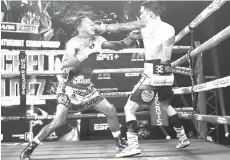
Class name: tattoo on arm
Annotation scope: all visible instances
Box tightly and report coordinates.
[106,21,146,33]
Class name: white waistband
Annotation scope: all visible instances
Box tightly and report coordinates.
[143,74,174,86]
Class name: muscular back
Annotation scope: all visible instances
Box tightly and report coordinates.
[141,20,175,61]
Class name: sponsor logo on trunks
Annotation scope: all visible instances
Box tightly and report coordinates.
[125,73,140,77]
[196,115,203,121]
[98,73,111,79]
[154,93,162,125]
[74,89,88,93]
[155,65,164,74]
[94,123,109,131]
[96,54,114,61]
[47,132,58,140]
[165,66,172,72]
[73,75,91,84]
[102,91,128,97]
[217,117,227,124]
[72,88,90,97]
[131,53,145,62]
[152,80,173,86]
[141,90,154,102]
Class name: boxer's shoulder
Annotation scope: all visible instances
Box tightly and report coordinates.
[161,22,175,34]
[66,36,82,48]
[95,35,107,42]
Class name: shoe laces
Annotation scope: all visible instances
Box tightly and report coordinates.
[178,134,187,142]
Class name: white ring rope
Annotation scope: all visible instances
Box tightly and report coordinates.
[1,76,230,106]
[178,113,230,125]
[0,46,190,56]
[2,110,230,125]
[174,0,227,44]
[1,67,192,77]
[193,76,230,92]
[172,25,230,68]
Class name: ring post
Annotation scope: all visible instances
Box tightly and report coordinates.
[188,27,196,111]
[195,42,207,140]
[19,50,27,115]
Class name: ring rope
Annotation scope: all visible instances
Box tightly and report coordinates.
[172,25,230,68]
[1,76,230,106]
[174,0,227,44]
[193,76,230,92]
[1,111,149,121]
[178,113,230,125]
[0,46,190,56]
[2,110,229,125]
[1,67,192,77]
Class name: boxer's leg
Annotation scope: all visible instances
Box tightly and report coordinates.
[125,99,140,146]
[94,98,127,150]
[116,99,142,158]
[19,93,70,160]
[158,87,190,149]
[116,84,156,157]
[124,77,149,147]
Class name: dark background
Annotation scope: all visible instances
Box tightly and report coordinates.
[81,0,230,143]
[1,1,230,144]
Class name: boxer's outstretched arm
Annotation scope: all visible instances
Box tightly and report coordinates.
[101,38,133,51]
[96,20,146,33]
[101,30,142,51]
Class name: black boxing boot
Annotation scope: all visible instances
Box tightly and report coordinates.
[115,134,128,151]
[19,141,38,160]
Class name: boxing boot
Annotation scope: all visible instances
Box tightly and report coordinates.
[116,132,141,157]
[19,141,38,160]
[115,134,127,151]
[174,126,190,149]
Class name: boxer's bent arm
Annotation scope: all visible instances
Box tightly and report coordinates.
[62,56,81,69]
[62,50,90,69]
[105,20,146,33]
[62,41,85,69]
[101,38,133,51]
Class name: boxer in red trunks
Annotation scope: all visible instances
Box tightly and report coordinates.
[19,16,141,160]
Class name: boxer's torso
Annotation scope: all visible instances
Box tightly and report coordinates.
[141,19,175,77]
[62,36,104,88]
[141,19,175,61]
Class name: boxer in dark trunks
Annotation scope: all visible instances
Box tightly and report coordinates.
[92,1,192,157]
[19,16,141,160]
[115,1,190,157]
